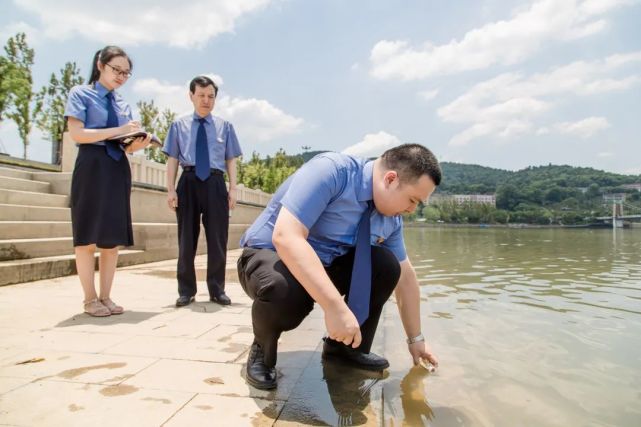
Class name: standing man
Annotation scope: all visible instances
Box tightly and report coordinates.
[164,76,242,307]
[237,144,441,390]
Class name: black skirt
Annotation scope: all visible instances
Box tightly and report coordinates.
[71,144,133,248]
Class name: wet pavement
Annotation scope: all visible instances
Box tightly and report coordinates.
[0,250,437,426]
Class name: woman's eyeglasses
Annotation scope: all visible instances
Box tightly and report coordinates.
[105,63,132,79]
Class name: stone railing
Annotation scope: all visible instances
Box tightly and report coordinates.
[62,132,272,206]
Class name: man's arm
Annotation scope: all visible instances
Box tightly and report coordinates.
[395,258,439,367]
[166,157,179,211]
[272,207,362,348]
[225,157,237,210]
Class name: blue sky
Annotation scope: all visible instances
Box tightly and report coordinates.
[1,0,640,175]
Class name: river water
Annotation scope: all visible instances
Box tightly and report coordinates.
[377,227,641,426]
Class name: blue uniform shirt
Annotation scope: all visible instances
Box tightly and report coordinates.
[240,152,407,265]
[162,112,242,172]
[64,82,133,146]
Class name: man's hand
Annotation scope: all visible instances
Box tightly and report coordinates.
[324,302,362,348]
[408,340,439,368]
[167,190,178,211]
[228,187,237,210]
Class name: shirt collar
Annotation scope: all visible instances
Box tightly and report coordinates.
[94,81,111,98]
[357,160,374,202]
[193,112,213,124]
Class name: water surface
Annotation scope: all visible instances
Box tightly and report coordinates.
[379,227,641,426]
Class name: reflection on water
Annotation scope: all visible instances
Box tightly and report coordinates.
[379,227,641,426]
[276,353,386,426]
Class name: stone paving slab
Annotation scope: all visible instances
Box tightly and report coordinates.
[0,380,195,427]
[163,394,283,427]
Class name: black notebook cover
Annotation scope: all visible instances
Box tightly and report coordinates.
[107,131,162,148]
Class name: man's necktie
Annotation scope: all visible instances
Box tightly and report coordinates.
[347,202,373,325]
[105,92,123,161]
[195,118,210,181]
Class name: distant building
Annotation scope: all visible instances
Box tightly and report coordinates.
[603,193,626,203]
[430,194,496,207]
[621,183,641,192]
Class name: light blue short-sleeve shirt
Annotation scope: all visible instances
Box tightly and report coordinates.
[240,152,407,265]
[64,82,133,146]
[162,112,242,172]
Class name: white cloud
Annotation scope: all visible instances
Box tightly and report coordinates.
[133,78,193,115]
[369,0,633,80]
[418,89,439,102]
[0,21,40,45]
[13,0,274,48]
[437,52,641,146]
[554,116,610,138]
[342,131,401,158]
[216,96,304,142]
[132,76,304,143]
[598,151,614,157]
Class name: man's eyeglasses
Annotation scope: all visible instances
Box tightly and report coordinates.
[105,63,132,79]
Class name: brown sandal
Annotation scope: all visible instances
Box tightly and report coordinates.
[100,298,124,315]
[84,299,111,317]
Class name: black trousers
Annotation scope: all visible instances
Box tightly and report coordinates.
[237,245,401,367]
[176,170,229,298]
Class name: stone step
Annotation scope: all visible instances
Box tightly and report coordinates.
[0,221,72,239]
[0,188,69,208]
[0,220,250,242]
[133,223,249,250]
[0,237,76,260]
[0,249,145,287]
[0,175,51,193]
[0,204,70,221]
[0,166,32,180]
[0,223,250,260]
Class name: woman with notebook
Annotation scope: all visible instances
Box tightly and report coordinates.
[64,46,151,316]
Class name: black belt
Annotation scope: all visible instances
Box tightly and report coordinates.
[182,166,224,176]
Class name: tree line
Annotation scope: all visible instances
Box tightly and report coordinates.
[416,163,641,225]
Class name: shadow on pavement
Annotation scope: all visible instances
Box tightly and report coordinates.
[55,310,160,327]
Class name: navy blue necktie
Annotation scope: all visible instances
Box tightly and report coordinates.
[348,202,373,325]
[195,118,210,181]
[105,92,122,161]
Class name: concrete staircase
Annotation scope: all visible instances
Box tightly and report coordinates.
[0,165,256,286]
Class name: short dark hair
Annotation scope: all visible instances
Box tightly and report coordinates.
[380,143,442,186]
[89,46,132,84]
[189,75,218,96]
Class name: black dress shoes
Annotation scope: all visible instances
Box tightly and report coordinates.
[210,293,231,306]
[322,337,390,371]
[175,296,195,307]
[246,342,277,390]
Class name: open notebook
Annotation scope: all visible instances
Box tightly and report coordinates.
[107,131,163,148]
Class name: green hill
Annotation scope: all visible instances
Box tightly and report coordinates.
[438,162,640,195]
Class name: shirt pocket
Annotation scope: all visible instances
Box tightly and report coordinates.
[371,218,396,245]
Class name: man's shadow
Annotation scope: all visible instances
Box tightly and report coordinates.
[55,310,160,327]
